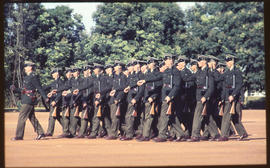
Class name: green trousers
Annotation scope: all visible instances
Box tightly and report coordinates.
[46,105,63,135]
[221,101,247,137]
[142,102,155,138]
[107,103,120,137]
[191,101,219,138]
[158,101,185,139]
[69,106,81,136]
[15,104,44,138]
[78,106,91,136]
[61,106,70,134]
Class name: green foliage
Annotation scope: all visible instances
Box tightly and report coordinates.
[183,2,264,91]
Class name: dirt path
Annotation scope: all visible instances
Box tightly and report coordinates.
[4,110,266,167]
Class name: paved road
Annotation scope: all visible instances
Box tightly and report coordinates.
[4,110,266,167]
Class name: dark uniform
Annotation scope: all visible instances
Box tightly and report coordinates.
[175,56,197,139]
[137,58,162,141]
[56,67,73,138]
[88,64,111,138]
[200,55,221,140]
[188,55,219,142]
[131,62,145,139]
[69,67,84,137]
[120,66,144,140]
[105,62,127,139]
[76,65,94,138]
[11,61,47,140]
[43,68,64,136]
[99,65,114,138]
[218,55,248,141]
[153,54,186,142]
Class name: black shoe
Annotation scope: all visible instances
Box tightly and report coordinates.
[35,134,46,140]
[184,135,191,140]
[238,134,248,141]
[58,133,72,138]
[200,136,209,141]
[66,134,74,138]
[137,136,150,142]
[167,136,175,141]
[97,132,107,138]
[187,136,200,142]
[119,135,126,140]
[150,133,157,139]
[87,135,96,139]
[11,137,23,141]
[153,137,167,142]
[74,135,85,139]
[174,136,187,142]
[135,134,142,140]
[45,133,52,137]
[58,134,66,138]
[120,137,133,141]
[105,136,117,140]
[209,135,220,141]
[216,136,229,141]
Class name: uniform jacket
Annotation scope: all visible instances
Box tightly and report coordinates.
[143,68,162,103]
[161,66,181,101]
[93,74,111,104]
[77,76,94,105]
[69,77,84,106]
[221,67,243,101]
[126,71,144,103]
[194,66,214,101]
[109,72,127,104]
[15,72,47,105]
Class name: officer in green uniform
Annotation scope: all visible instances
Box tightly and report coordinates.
[217,54,248,141]
[44,68,64,137]
[11,61,47,140]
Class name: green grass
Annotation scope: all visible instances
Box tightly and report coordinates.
[244,96,265,109]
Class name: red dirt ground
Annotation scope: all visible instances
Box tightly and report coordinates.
[4,110,266,167]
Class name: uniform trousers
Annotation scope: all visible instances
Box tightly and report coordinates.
[191,101,219,138]
[158,101,185,139]
[108,103,120,137]
[61,106,70,135]
[220,101,247,137]
[142,102,155,138]
[46,105,63,135]
[69,105,81,136]
[15,104,44,138]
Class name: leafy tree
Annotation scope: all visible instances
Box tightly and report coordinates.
[183,2,264,91]
[4,3,85,107]
[90,2,186,61]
